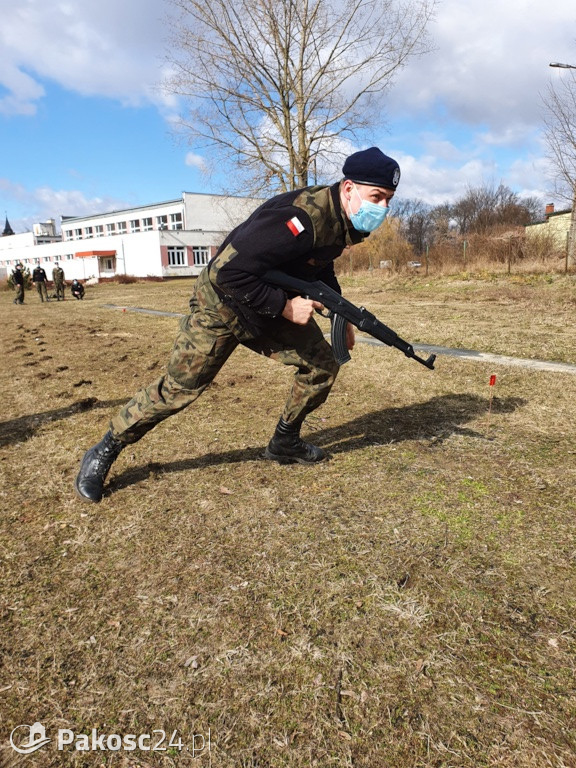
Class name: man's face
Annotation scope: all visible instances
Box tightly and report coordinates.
[343,180,395,216]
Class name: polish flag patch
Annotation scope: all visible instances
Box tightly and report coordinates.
[286,216,305,236]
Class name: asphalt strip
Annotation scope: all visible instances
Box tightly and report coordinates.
[101,304,576,376]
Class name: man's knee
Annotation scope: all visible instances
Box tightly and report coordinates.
[305,341,340,384]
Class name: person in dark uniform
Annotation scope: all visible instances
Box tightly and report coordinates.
[75,147,401,502]
[12,263,25,304]
[71,279,85,300]
[32,264,49,302]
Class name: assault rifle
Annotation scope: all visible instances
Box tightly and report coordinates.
[265,270,436,370]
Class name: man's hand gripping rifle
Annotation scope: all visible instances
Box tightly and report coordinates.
[265,270,436,370]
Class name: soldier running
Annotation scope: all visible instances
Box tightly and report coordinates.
[75,147,401,502]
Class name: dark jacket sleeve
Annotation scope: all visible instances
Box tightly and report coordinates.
[315,262,341,294]
[214,205,316,317]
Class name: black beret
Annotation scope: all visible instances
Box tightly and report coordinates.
[342,147,401,189]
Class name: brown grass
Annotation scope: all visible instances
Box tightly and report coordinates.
[1,275,576,767]
[342,228,573,278]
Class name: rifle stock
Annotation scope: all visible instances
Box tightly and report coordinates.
[265,270,436,370]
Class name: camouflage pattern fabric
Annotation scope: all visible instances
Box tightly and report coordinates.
[53,267,65,300]
[110,267,339,443]
[293,185,357,248]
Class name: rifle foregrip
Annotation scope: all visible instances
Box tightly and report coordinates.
[330,313,351,365]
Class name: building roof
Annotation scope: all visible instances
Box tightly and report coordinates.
[546,208,572,218]
[60,197,184,225]
[2,216,14,236]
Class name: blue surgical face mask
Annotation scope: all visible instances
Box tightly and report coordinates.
[348,184,389,232]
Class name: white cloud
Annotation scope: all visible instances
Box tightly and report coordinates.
[478,125,538,149]
[185,153,207,172]
[378,0,576,204]
[0,178,131,233]
[389,140,556,207]
[0,62,45,116]
[0,0,175,114]
[389,0,576,134]
[394,152,494,206]
[0,0,573,209]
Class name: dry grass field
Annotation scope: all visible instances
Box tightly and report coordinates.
[1,273,576,768]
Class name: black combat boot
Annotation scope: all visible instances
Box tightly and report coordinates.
[264,418,326,464]
[74,430,125,502]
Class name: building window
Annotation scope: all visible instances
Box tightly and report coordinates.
[95,225,104,236]
[85,227,93,238]
[64,229,73,240]
[106,223,116,235]
[103,257,114,270]
[117,221,127,234]
[66,254,74,260]
[130,219,140,232]
[167,246,186,266]
[156,215,168,230]
[142,217,153,231]
[74,228,82,239]
[170,212,183,230]
[192,246,210,266]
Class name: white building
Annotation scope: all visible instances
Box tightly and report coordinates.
[524,203,573,250]
[0,192,263,281]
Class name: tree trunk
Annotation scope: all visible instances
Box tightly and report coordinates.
[568,190,576,265]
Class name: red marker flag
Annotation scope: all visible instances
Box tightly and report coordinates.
[487,374,497,428]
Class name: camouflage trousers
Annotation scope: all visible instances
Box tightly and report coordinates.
[110,268,339,444]
[54,282,65,300]
[36,282,48,302]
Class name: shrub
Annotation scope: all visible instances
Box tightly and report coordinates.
[115,274,139,284]
[96,274,165,284]
[6,266,32,290]
[336,220,415,275]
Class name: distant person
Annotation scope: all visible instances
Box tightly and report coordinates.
[75,147,401,502]
[71,279,85,300]
[32,264,49,302]
[12,263,25,305]
[52,263,65,301]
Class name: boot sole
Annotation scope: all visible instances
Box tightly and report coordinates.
[263,447,327,465]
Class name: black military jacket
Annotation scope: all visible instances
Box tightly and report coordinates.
[208,183,366,336]
[32,267,47,282]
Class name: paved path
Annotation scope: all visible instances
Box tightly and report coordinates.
[102,304,576,376]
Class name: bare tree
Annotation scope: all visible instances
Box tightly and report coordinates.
[451,184,539,236]
[542,66,576,263]
[394,198,435,254]
[164,0,436,194]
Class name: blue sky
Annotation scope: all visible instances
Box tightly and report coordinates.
[1,0,575,233]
